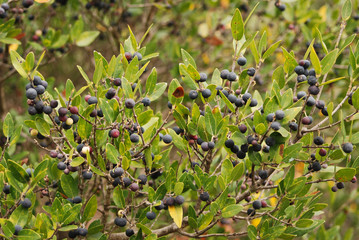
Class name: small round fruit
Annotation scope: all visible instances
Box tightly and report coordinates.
[319,148,327,156]
[307,76,317,86]
[301,116,312,125]
[87,96,98,105]
[208,141,215,149]
[3,184,10,194]
[275,110,285,120]
[114,78,122,86]
[271,121,281,131]
[249,99,258,107]
[297,91,307,100]
[26,88,37,100]
[82,171,93,180]
[35,85,45,95]
[126,229,135,237]
[164,197,175,206]
[239,124,247,133]
[122,177,132,187]
[253,200,262,209]
[261,200,268,208]
[312,161,321,171]
[130,133,140,143]
[66,118,74,126]
[43,106,52,114]
[202,89,212,98]
[289,122,298,131]
[162,134,172,144]
[336,182,344,189]
[58,107,68,116]
[258,170,268,179]
[351,176,357,183]
[220,69,230,79]
[201,142,209,151]
[225,139,234,148]
[313,136,324,145]
[138,174,147,185]
[125,99,136,109]
[175,195,185,205]
[142,97,151,107]
[294,66,305,75]
[73,196,82,204]
[306,96,316,107]
[106,88,116,99]
[297,75,307,83]
[227,72,237,81]
[342,143,353,153]
[78,228,88,236]
[200,192,210,201]
[114,217,127,227]
[308,85,320,95]
[14,225,22,235]
[199,73,207,82]
[331,186,338,192]
[247,68,255,76]
[146,211,156,220]
[266,113,274,122]
[237,57,247,66]
[189,90,198,99]
[316,100,325,109]
[22,0,34,8]
[247,208,256,216]
[129,183,139,192]
[265,137,275,147]
[57,162,67,170]
[21,198,32,208]
[110,129,120,138]
[242,93,252,102]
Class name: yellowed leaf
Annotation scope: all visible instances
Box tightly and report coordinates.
[35,0,50,2]
[168,205,183,228]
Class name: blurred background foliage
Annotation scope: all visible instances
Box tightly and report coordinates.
[1,0,359,239]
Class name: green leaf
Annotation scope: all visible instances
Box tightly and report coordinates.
[335,168,356,182]
[230,162,244,182]
[0,37,21,44]
[295,219,314,229]
[168,128,186,151]
[59,225,79,231]
[327,102,334,124]
[93,58,103,85]
[106,143,119,164]
[10,50,28,78]
[3,113,13,138]
[113,186,125,208]
[342,0,352,21]
[60,174,78,198]
[351,89,359,110]
[231,8,244,41]
[70,157,85,167]
[7,159,28,183]
[24,52,35,72]
[76,31,100,47]
[222,204,243,218]
[16,229,41,240]
[310,46,321,75]
[181,49,196,68]
[149,83,167,101]
[127,25,138,51]
[35,117,50,136]
[168,205,183,228]
[82,195,97,222]
[263,40,282,60]
[219,91,236,113]
[198,212,213,230]
[65,79,75,100]
[146,67,157,95]
[321,49,339,75]
[77,65,91,84]
[174,182,184,196]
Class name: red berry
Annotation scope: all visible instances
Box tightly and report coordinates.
[69,106,78,114]
[110,129,120,138]
[319,148,327,156]
[85,95,91,102]
[351,176,357,183]
[261,200,268,208]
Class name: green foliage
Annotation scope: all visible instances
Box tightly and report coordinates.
[1,1,359,239]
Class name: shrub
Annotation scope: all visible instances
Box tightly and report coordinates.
[1,1,359,239]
